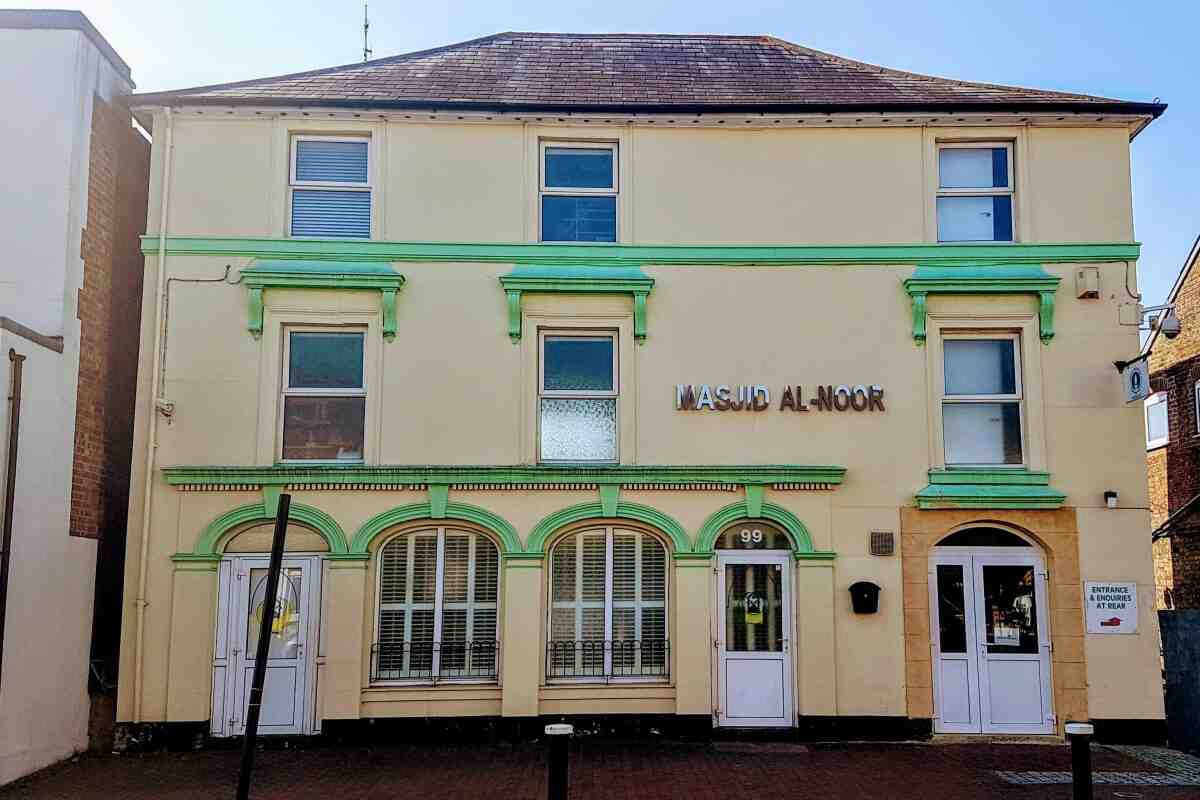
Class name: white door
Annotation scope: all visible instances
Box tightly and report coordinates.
[211,556,322,736]
[930,548,1053,735]
[715,552,793,727]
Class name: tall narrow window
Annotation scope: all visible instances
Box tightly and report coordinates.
[547,527,667,681]
[539,332,618,463]
[290,136,371,238]
[936,143,1014,242]
[540,142,617,242]
[942,335,1024,466]
[374,528,500,682]
[1146,392,1169,449]
[281,330,366,461]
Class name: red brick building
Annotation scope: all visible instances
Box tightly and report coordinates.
[1147,234,1200,609]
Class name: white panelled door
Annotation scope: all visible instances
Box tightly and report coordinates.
[930,547,1054,735]
[715,552,793,727]
[212,555,323,737]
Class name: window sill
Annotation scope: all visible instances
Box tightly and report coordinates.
[1147,441,1169,452]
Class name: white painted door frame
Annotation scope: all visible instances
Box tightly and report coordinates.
[930,547,1054,735]
[211,554,323,737]
[713,551,794,728]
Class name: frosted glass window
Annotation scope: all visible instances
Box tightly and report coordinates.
[939,147,1008,189]
[540,398,617,462]
[936,143,1014,242]
[539,332,618,462]
[1146,393,1168,448]
[944,339,1016,395]
[943,402,1023,465]
[941,335,1023,466]
[540,141,618,242]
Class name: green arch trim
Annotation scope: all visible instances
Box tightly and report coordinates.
[350,501,521,555]
[525,501,691,556]
[695,501,834,560]
[172,501,352,562]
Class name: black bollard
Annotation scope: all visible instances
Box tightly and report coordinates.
[1065,721,1094,800]
[545,723,573,800]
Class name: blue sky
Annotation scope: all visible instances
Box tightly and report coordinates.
[40,0,1197,304]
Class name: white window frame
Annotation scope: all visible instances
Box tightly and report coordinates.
[537,330,619,464]
[372,527,501,686]
[279,327,367,464]
[538,140,619,242]
[288,135,372,238]
[940,332,1026,468]
[545,526,669,685]
[1194,383,1200,436]
[936,141,1015,242]
[1146,392,1169,450]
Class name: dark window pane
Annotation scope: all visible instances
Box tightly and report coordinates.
[716,521,791,550]
[282,396,365,460]
[991,148,1009,189]
[936,564,967,653]
[545,147,614,189]
[541,196,616,242]
[289,332,364,389]
[937,528,1031,548]
[992,195,1013,241]
[725,563,784,652]
[543,337,613,391]
[981,565,1039,654]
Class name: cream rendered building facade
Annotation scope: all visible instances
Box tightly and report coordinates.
[119,33,1166,741]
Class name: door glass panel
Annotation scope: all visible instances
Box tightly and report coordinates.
[936,564,968,654]
[716,521,791,550]
[725,563,783,652]
[981,564,1039,654]
[246,567,303,660]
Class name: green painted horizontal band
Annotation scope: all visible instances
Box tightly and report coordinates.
[141,236,1140,267]
[794,551,839,561]
[162,463,847,488]
[672,552,714,561]
[170,552,221,563]
[915,479,1067,510]
[927,469,1052,486]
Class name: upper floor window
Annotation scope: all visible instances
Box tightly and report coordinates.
[942,335,1023,466]
[936,143,1013,243]
[290,136,371,238]
[539,332,618,463]
[540,142,617,242]
[281,330,366,461]
[547,527,668,681]
[373,527,500,683]
[1146,392,1169,449]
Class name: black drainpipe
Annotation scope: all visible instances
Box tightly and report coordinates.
[0,348,26,689]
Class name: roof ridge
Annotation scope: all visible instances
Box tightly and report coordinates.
[763,35,1118,103]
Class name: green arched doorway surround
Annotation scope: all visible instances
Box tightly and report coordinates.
[696,501,836,561]
[171,500,352,563]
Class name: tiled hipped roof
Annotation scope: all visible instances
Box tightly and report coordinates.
[134,32,1163,117]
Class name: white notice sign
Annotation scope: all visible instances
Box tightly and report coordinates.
[1085,581,1138,634]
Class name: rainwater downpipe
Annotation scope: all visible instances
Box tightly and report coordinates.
[133,106,173,722]
[0,349,26,691]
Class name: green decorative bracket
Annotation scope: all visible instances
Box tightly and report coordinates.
[428,484,449,518]
[241,260,405,341]
[903,265,1061,344]
[499,264,655,342]
[915,469,1066,510]
[599,484,620,516]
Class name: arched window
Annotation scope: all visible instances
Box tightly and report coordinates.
[936,527,1031,548]
[373,527,499,683]
[547,526,667,681]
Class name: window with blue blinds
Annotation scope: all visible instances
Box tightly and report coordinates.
[290,137,371,238]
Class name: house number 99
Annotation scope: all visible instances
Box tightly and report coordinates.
[740,528,764,544]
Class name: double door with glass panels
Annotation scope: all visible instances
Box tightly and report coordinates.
[930,549,1053,734]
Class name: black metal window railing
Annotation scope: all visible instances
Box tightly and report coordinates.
[370,641,499,682]
[545,639,669,680]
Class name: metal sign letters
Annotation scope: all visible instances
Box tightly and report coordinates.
[675,384,885,412]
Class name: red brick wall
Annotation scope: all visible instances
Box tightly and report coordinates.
[70,94,148,542]
[1148,245,1200,609]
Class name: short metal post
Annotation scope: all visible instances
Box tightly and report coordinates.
[545,723,573,800]
[1065,721,1094,800]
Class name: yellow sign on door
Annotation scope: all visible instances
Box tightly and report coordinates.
[744,592,765,624]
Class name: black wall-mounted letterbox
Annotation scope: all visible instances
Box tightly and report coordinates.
[849,581,881,614]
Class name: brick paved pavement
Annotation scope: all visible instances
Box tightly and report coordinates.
[1,741,1197,800]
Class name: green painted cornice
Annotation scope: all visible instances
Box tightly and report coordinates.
[162,463,846,490]
[240,260,405,341]
[903,265,1062,344]
[499,264,655,341]
[142,235,1139,267]
[915,469,1066,510]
